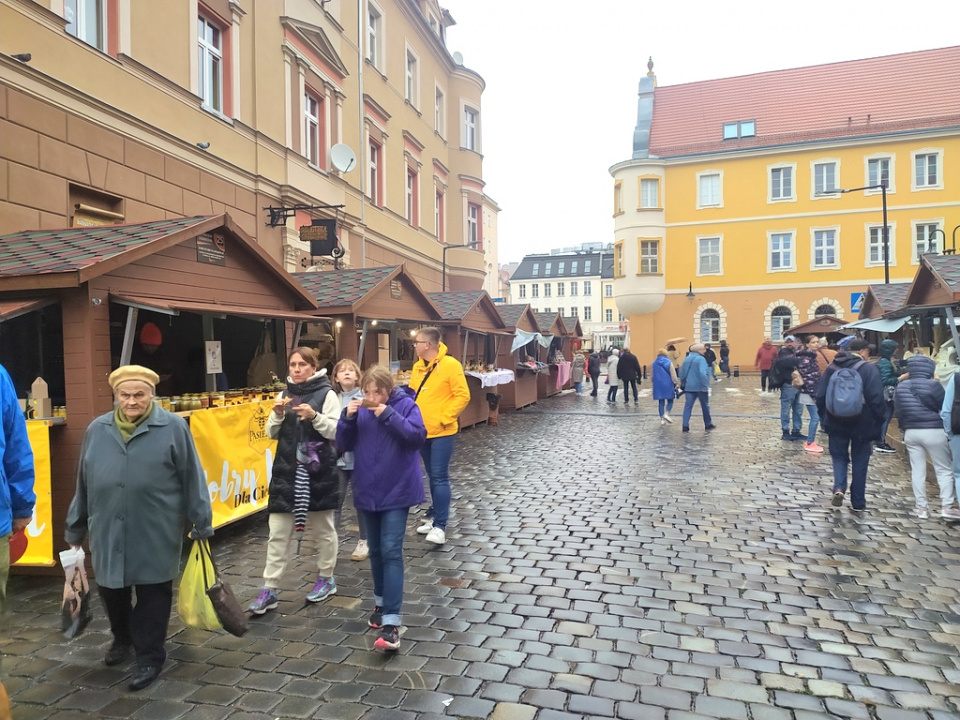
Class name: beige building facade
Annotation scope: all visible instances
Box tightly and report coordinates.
[0,0,495,290]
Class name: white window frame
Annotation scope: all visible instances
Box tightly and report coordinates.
[467,203,480,246]
[198,15,224,113]
[912,148,943,191]
[583,281,592,296]
[583,306,592,321]
[461,104,479,152]
[605,284,613,298]
[768,163,796,203]
[368,139,381,206]
[434,85,445,137]
[304,91,321,168]
[770,308,793,342]
[605,309,613,323]
[434,190,444,242]
[366,2,384,71]
[767,231,795,273]
[640,240,659,274]
[639,178,660,209]
[865,154,895,194]
[531,284,539,298]
[811,158,840,198]
[571,307,578,317]
[866,222,896,268]
[810,227,840,270]
[405,168,418,225]
[570,281,578,296]
[696,235,722,276]
[518,284,526,299]
[700,309,721,344]
[65,0,106,50]
[543,283,552,298]
[912,219,944,263]
[696,170,723,209]
[557,282,565,297]
[404,46,419,107]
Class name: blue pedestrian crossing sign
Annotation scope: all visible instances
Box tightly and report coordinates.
[851,292,865,314]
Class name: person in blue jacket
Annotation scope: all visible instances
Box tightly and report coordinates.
[336,365,426,653]
[678,344,716,432]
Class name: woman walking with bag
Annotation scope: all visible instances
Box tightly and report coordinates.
[652,349,679,425]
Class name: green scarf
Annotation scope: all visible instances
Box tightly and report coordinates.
[113,401,154,443]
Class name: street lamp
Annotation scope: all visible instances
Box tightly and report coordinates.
[441,240,481,292]
[819,184,889,284]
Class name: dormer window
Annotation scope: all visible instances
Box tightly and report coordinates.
[545,262,552,276]
[722,120,756,140]
[531,263,539,277]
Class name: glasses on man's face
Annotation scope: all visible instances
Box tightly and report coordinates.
[412,340,429,345]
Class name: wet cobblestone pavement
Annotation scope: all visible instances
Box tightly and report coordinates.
[5,377,960,719]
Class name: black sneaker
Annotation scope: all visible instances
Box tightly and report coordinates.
[368,606,383,629]
[374,624,400,651]
[875,443,896,454]
[781,431,793,441]
[791,430,804,438]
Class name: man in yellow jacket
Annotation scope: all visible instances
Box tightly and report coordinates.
[409,327,470,545]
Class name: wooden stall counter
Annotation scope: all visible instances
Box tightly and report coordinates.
[460,369,516,429]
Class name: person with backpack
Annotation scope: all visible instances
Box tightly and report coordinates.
[895,355,960,520]
[773,346,803,441]
[815,338,885,511]
[875,339,902,454]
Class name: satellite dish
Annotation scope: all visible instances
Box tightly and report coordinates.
[330,144,357,173]
[452,51,463,66]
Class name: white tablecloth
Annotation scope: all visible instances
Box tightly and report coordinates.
[464,369,516,388]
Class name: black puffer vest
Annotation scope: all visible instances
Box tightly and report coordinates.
[267,372,339,513]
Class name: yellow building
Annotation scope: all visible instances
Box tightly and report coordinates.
[0,0,494,290]
[610,48,960,370]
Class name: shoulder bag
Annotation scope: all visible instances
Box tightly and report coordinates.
[198,537,249,637]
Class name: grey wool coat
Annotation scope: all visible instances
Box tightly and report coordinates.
[65,406,213,589]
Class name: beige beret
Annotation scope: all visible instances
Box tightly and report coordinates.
[108,365,160,391]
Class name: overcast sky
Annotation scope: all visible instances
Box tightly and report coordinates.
[440,0,959,264]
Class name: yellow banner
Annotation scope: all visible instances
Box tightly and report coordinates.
[189,402,276,528]
[17,420,55,566]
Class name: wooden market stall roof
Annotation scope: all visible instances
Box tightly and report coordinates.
[496,303,541,333]
[533,311,568,337]
[783,315,851,337]
[426,291,507,333]
[561,316,583,337]
[900,255,960,310]
[292,265,441,321]
[860,282,911,319]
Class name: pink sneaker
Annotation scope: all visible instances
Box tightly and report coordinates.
[804,441,824,453]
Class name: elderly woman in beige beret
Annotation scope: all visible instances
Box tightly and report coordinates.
[65,365,212,691]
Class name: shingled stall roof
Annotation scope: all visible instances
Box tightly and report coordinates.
[650,46,960,158]
[784,315,851,336]
[426,291,507,333]
[860,282,912,319]
[496,303,540,333]
[292,265,441,321]
[561,316,583,337]
[897,255,960,312]
[533,311,568,337]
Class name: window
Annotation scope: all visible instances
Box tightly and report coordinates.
[518,284,526,299]
[614,242,624,278]
[366,4,382,68]
[571,261,578,274]
[771,307,792,342]
[700,309,720,343]
[304,91,322,168]
[605,309,613,322]
[812,229,838,268]
[543,283,552,298]
[406,169,419,225]
[640,240,659,274]
[614,182,623,215]
[531,263,539,277]
[571,307,578,317]
[198,15,224,113]
[558,307,565,316]
[914,151,941,189]
[769,232,794,271]
[583,281,592,296]
[815,304,837,317]
[435,190,444,242]
[570,281,578,296]
[583,306,592,321]
[545,263,552,276]
[813,161,838,195]
[544,308,550,313]
[867,225,895,266]
[65,0,105,50]
[722,120,756,139]
[405,50,419,106]
[584,261,592,274]
[605,284,613,297]
[915,222,941,261]
[467,203,480,247]
[868,157,891,189]
[770,166,794,201]
[640,178,659,209]
[557,283,565,297]
[531,284,539,298]
[698,172,721,208]
[463,106,478,151]
[435,88,445,135]
[558,262,565,274]
[698,236,721,275]
[368,139,382,206]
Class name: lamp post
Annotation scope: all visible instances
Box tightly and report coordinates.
[441,240,481,292]
[819,184,889,283]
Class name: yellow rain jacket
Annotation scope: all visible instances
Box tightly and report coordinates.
[409,342,470,438]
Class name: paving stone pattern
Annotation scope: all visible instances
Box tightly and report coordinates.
[5,381,960,719]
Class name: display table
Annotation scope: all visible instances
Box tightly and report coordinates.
[500,367,539,411]
[460,369,517,428]
[555,361,572,390]
[537,363,563,399]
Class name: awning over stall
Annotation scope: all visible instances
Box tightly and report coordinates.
[838,316,907,333]
[0,296,56,322]
[111,294,328,323]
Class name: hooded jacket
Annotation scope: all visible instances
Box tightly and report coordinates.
[894,355,944,430]
[652,354,679,400]
[336,386,427,512]
[1,365,35,537]
[409,341,470,439]
[587,352,601,376]
[878,339,901,389]
[796,348,822,396]
[755,342,779,370]
[571,354,586,383]
[617,350,641,382]
[815,351,885,438]
[679,352,711,392]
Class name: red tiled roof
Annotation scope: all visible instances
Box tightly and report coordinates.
[649,46,960,157]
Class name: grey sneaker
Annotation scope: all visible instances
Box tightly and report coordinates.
[306,576,337,603]
[248,588,279,615]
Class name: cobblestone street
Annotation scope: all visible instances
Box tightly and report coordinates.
[6,377,960,720]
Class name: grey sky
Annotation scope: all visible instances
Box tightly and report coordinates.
[441,0,959,263]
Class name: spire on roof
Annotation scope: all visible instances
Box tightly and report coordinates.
[647,56,654,76]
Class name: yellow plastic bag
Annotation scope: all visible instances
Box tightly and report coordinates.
[178,540,222,631]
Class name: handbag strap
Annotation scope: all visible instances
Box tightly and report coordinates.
[414,357,442,401]
[195,535,219,590]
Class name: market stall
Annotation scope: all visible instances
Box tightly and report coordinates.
[495,304,544,411]
[561,316,584,388]
[0,214,324,570]
[427,290,512,428]
[783,315,853,346]
[293,265,442,383]
[534,312,571,399]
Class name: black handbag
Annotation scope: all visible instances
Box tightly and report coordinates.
[198,538,250,637]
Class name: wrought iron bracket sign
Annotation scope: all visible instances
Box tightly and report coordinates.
[262,203,345,228]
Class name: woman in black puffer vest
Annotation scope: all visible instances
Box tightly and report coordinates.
[248,347,343,615]
[894,354,960,520]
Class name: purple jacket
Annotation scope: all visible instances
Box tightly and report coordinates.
[335,385,426,512]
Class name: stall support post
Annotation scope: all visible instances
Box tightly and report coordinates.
[945,308,960,359]
[119,306,139,366]
[357,320,370,366]
[290,321,302,359]
[202,315,216,392]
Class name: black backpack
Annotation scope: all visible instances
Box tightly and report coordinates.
[768,360,785,388]
[951,373,960,435]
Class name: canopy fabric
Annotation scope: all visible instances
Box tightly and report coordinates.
[511,328,550,352]
[838,316,907,333]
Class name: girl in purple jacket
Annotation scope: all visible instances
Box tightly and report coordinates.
[336,365,426,651]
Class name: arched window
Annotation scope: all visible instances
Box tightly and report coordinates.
[771,306,792,341]
[815,304,837,317]
[700,309,720,343]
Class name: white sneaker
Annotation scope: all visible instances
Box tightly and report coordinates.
[916,506,929,519]
[660,418,666,426]
[416,520,433,534]
[351,539,369,561]
[425,527,446,545]
[941,506,960,520]
[663,414,674,424]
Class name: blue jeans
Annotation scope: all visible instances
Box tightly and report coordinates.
[658,398,674,417]
[335,468,366,540]
[420,435,455,530]
[682,391,712,428]
[573,381,582,393]
[780,386,802,432]
[803,402,820,443]
[360,507,408,627]
[828,433,872,510]
[607,383,619,402]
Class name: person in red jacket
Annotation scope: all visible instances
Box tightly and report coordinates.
[755,338,780,393]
